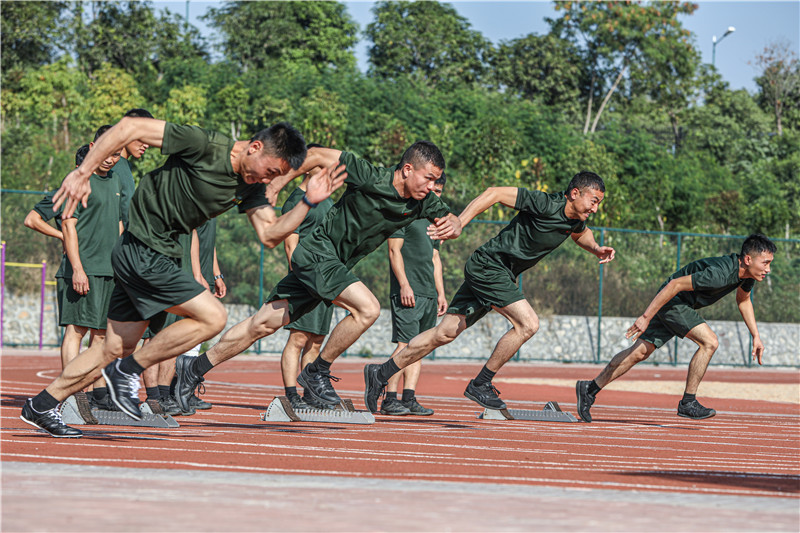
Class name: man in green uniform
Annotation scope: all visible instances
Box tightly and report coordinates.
[115,108,154,229]
[576,233,776,422]
[174,142,463,411]
[364,172,615,413]
[21,116,344,438]
[274,154,336,410]
[381,173,448,416]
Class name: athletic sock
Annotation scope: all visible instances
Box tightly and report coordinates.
[93,387,108,401]
[588,380,601,396]
[402,389,415,403]
[31,390,59,412]
[285,386,299,398]
[473,365,496,387]
[681,392,696,403]
[377,359,401,383]
[158,385,171,399]
[385,391,398,401]
[118,355,145,375]
[310,355,332,373]
[85,390,95,402]
[193,352,215,377]
[145,386,160,400]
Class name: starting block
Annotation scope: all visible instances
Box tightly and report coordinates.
[261,396,375,425]
[59,395,179,428]
[477,401,578,423]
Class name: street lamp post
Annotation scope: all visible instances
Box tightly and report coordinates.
[712,26,736,67]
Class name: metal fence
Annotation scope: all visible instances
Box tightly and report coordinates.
[3,189,798,367]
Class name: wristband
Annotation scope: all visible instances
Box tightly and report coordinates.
[214,274,224,280]
[301,193,318,208]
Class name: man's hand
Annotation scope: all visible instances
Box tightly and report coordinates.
[265,182,281,207]
[53,168,92,219]
[214,278,227,299]
[595,246,616,264]
[72,270,90,296]
[305,163,347,205]
[400,285,415,308]
[427,214,462,241]
[626,315,651,341]
[752,335,764,365]
[437,295,448,316]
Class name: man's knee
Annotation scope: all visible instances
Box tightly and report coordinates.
[433,318,464,346]
[704,333,719,353]
[202,303,228,335]
[517,316,539,340]
[354,298,381,326]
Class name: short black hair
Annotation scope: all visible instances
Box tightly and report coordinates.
[75,144,90,166]
[93,125,113,141]
[306,143,325,149]
[250,122,307,170]
[400,141,446,172]
[566,171,605,194]
[742,233,776,257]
[125,108,154,119]
[435,171,447,186]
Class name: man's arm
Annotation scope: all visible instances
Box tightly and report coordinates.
[283,233,300,267]
[24,211,63,241]
[388,238,415,308]
[53,117,167,217]
[736,287,764,365]
[212,247,226,298]
[457,187,519,228]
[627,275,694,341]
[571,227,615,264]
[433,248,447,316]
[265,147,343,205]
[62,218,89,295]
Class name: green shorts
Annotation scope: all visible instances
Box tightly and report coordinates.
[107,232,205,323]
[447,253,525,328]
[285,300,334,336]
[639,304,706,349]
[268,243,358,323]
[391,295,438,343]
[142,312,181,339]
[57,275,115,330]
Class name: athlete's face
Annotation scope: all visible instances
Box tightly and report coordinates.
[744,252,773,281]
[241,144,290,184]
[89,141,121,175]
[124,139,149,159]
[432,182,444,198]
[568,187,604,220]
[403,162,442,200]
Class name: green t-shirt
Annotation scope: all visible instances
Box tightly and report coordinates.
[475,188,587,276]
[114,157,135,229]
[60,172,121,278]
[661,253,755,309]
[300,151,451,269]
[282,186,335,240]
[389,218,441,298]
[127,123,267,258]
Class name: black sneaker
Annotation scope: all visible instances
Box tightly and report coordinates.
[677,399,716,420]
[380,397,411,416]
[575,380,596,423]
[20,399,83,438]
[158,395,194,416]
[73,391,98,424]
[189,393,212,410]
[303,392,335,410]
[464,379,506,410]
[288,395,312,411]
[363,364,388,414]
[402,397,434,416]
[101,360,142,420]
[297,366,341,406]
[175,355,204,413]
[89,393,119,411]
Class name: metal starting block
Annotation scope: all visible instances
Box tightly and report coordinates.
[60,395,179,428]
[478,401,579,423]
[261,396,375,425]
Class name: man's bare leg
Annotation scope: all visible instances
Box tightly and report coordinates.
[60,324,88,369]
[683,323,718,395]
[281,329,324,408]
[206,299,290,365]
[593,340,656,389]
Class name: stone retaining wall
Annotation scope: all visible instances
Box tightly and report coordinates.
[3,292,798,366]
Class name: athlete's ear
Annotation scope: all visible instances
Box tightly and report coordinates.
[248,140,263,154]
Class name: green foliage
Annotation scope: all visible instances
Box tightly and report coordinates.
[0,1,68,85]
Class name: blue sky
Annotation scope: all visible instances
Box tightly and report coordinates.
[160,0,799,93]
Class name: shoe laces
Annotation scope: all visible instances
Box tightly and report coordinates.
[49,404,67,425]
[195,382,206,396]
[122,371,141,399]
[318,371,340,389]
[485,383,501,397]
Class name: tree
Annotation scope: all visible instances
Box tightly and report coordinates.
[0,1,68,85]
[549,0,699,134]
[752,39,800,136]
[366,1,490,88]
[203,1,358,74]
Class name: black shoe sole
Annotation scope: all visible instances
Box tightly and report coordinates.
[677,410,716,420]
[297,371,340,406]
[464,389,506,410]
[19,415,83,438]
[575,381,592,423]
[101,367,142,421]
